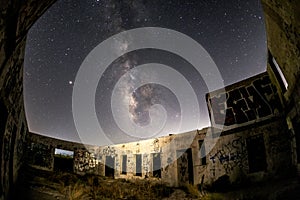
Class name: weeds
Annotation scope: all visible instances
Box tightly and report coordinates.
[183,183,202,198]
[59,180,87,200]
[55,172,174,199]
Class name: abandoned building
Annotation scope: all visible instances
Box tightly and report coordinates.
[0,0,299,199]
[26,72,293,188]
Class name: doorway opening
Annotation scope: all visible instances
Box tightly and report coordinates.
[152,153,161,178]
[246,135,267,173]
[121,155,127,175]
[105,156,115,177]
[177,148,194,185]
[136,154,142,176]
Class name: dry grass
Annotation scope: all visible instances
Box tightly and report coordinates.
[201,193,224,200]
[59,180,87,200]
[183,183,202,198]
[22,166,300,200]
[51,172,174,199]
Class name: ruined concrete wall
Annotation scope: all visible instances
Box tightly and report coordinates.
[27,142,54,171]
[261,0,300,100]
[27,131,193,187]
[261,0,300,167]
[206,72,282,131]
[27,71,293,188]
[203,72,293,186]
[28,133,87,171]
[192,120,292,187]
[28,118,293,188]
[27,133,107,175]
[74,134,180,186]
[0,1,57,199]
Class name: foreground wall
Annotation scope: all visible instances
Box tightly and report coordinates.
[198,120,292,186]
[187,72,292,186]
[261,0,300,169]
[204,71,293,185]
[0,1,56,199]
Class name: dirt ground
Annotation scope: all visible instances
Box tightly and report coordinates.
[13,166,300,200]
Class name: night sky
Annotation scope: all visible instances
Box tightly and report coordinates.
[24,0,267,145]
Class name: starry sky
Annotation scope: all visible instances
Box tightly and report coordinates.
[24,0,267,145]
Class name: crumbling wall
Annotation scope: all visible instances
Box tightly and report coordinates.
[203,72,293,187]
[28,133,87,171]
[27,71,294,188]
[27,118,293,188]
[261,0,300,99]
[0,1,57,199]
[27,142,54,170]
[192,120,292,187]
[207,72,282,130]
[261,0,300,170]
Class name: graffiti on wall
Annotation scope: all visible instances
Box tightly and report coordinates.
[72,146,131,174]
[143,154,150,176]
[28,142,53,169]
[177,149,193,184]
[177,151,189,183]
[152,139,160,152]
[209,137,248,174]
[128,155,135,174]
[115,156,120,176]
[74,150,98,172]
[208,74,281,127]
[101,146,117,157]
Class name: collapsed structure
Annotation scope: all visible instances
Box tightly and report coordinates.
[0,0,299,199]
[27,72,294,187]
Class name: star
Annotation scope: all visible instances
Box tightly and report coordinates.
[24,0,267,145]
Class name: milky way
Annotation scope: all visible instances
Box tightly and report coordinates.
[24,0,267,145]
